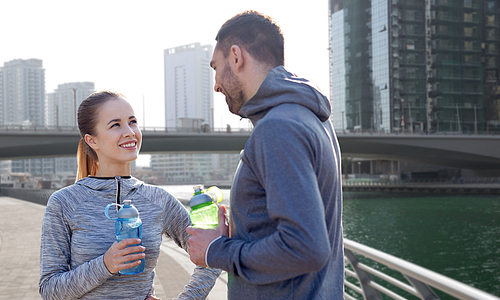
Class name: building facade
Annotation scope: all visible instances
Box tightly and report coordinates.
[0,59,52,176]
[155,43,239,183]
[330,0,500,134]
[0,59,45,126]
[46,82,95,176]
[46,82,95,129]
[164,43,214,129]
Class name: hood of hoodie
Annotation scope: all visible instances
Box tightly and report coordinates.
[75,176,143,201]
[238,66,331,125]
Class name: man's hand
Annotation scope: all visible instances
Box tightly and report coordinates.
[186,205,228,267]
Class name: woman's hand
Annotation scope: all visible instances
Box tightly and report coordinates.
[103,238,146,274]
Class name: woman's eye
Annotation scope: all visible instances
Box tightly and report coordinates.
[111,123,119,128]
[130,120,138,125]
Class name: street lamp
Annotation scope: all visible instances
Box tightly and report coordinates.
[401,99,405,133]
[72,88,77,129]
[341,111,345,132]
[358,102,362,131]
[474,105,477,134]
[55,103,59,128]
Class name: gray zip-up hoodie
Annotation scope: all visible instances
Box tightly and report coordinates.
[39,176,220,300]
[206,66,344,299]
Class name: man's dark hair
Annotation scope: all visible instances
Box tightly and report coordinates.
[215,10,284,67]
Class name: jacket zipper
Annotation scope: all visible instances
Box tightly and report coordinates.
[115,176,121,211]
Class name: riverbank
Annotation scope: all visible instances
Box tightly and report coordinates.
[343,183,500,194]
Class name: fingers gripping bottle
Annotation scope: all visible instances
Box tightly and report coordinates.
[189,185,223,229]
[105,200,145,274]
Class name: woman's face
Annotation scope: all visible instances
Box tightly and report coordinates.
[86,97,142,166]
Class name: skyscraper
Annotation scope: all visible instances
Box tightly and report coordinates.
[153,42,239,184]
[46,82,95,129]
[46,82,95,176]
[329,0,500,134]
[164,43,214,129]
[0,59,51,177]
[0,59,45,126]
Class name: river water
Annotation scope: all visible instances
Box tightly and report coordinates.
[162,185,500,298]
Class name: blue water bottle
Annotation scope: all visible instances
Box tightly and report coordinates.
[105,200,145,274]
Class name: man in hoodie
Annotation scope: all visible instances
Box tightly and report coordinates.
[186,11,344,299]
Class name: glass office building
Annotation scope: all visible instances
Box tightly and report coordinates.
[330,0,500,133]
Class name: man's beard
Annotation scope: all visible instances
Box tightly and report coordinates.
[222,63,246,115]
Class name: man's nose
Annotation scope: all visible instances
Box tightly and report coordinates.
[214,83,221,93]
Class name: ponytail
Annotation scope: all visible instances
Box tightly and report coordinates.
[75,139,99,182]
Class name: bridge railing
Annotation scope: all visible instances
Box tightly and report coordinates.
[335,128,500,136]
[4,124,500,137]
[344,239,499,300]
[343,177,500,186]
[0,124,253,134]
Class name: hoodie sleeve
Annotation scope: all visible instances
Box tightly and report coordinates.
[206,117,332,284]
[39,192,113,300]
[161,192,221,299]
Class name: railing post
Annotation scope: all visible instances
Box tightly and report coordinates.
[344,248,382,300]
[405,275,439,300]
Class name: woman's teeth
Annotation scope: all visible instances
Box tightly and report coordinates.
[120,142,136,148]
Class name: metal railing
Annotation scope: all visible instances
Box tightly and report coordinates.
[0,187,57,206]
[2,188,499,299]
[0,124,253,134]
[3,124,500,137]
[344,239,500,300]
[343,177,500,186]
[335,128,500,136]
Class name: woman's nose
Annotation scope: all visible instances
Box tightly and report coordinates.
[123,126,136,137]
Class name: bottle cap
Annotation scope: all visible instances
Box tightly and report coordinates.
[117,200,139,218]
[190,186,212,207]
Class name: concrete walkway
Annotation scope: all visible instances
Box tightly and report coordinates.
[0,196,227,300]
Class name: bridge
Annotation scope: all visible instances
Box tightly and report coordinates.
[1,125,500,173]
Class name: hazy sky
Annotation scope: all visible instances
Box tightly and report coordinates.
[1,0,331,165]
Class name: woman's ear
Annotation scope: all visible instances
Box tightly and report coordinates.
[84,134,99,150]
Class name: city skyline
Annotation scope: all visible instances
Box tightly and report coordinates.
[0,0,330,131]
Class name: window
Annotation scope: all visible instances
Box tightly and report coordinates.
[487,15,495,26]
[464,27,473,37]
[464,0,472,8]
[464,13,473,22]
[487,70,496,81]
[487,29,497,40]
[488,43,496,54]
[488,57,497,68]
[464,41,474,51]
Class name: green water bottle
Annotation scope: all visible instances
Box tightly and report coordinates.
[189,185,222,229]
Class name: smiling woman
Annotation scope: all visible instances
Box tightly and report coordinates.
[38,89,221,300]
[79,92,143,178]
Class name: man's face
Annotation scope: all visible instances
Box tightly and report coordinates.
[210,47,246,115]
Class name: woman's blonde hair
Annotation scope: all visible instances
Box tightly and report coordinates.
[75,90,126,181]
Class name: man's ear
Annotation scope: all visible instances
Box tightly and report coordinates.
[230,45,244,73]
[84,134,99,151]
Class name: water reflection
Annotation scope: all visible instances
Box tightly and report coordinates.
[343,192,500,297]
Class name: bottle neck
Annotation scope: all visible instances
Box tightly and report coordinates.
[191,201,213,210]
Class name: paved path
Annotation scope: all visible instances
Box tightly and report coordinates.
[0,196,227,300]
